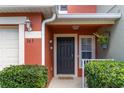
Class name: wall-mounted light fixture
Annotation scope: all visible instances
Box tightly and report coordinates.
[26,18,32,32]
[72,25,80,30]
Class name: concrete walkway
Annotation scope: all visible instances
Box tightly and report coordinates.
[48,77,82,88]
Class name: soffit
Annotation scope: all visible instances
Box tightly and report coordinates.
[0,5,55,18]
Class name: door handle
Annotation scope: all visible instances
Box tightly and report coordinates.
[72,53,74,58]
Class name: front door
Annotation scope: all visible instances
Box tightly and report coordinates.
[57,37,74,74]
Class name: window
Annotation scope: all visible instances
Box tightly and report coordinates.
[60,5,67,11]
[58,5,67,14]
[79,36,95,68]
[81,38,92,59]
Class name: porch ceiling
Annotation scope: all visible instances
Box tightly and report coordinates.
[48,13,121,25]
[47,24,112,31]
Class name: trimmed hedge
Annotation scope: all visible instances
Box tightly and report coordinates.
[0,65,48,88]
[85,61,124,88]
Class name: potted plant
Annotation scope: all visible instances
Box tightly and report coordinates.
[93,32,109,49]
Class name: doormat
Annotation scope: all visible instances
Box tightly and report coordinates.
[58,77,73,80]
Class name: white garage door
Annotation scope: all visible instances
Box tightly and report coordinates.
[0,26,19,70]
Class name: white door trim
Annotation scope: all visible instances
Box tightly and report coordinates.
[54,34,78,77]
[79,35,95,68]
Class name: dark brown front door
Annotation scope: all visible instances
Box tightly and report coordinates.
[57,37,74,74]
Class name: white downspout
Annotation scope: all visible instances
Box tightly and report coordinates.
[41,13,56,65]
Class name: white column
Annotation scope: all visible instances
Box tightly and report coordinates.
[82,60,85,88]
[19,24,25,64]
[42,25,45,65]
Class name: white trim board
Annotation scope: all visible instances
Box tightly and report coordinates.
[19,24,25,65]
[0,17,26,24]
[57,13,121,20]
[54,34,78,77]
[25,31,41,38]
[79,35,95,68]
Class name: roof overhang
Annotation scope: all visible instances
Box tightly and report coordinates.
[48,13,121,25]
[0,5,56,18]
[0,17,26,24]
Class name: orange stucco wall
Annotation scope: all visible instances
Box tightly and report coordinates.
[45,26,54,81]
[25,38,41,65]
[0,13,43,65]
[67,5,96,13]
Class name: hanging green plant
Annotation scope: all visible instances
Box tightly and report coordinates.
[93,32,109,49]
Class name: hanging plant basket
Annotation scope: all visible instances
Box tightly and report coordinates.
[101,44,108,49]
[93,32,109,49]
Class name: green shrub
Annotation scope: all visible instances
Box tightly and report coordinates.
[0,65,48,88]
[85,61,124,88]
